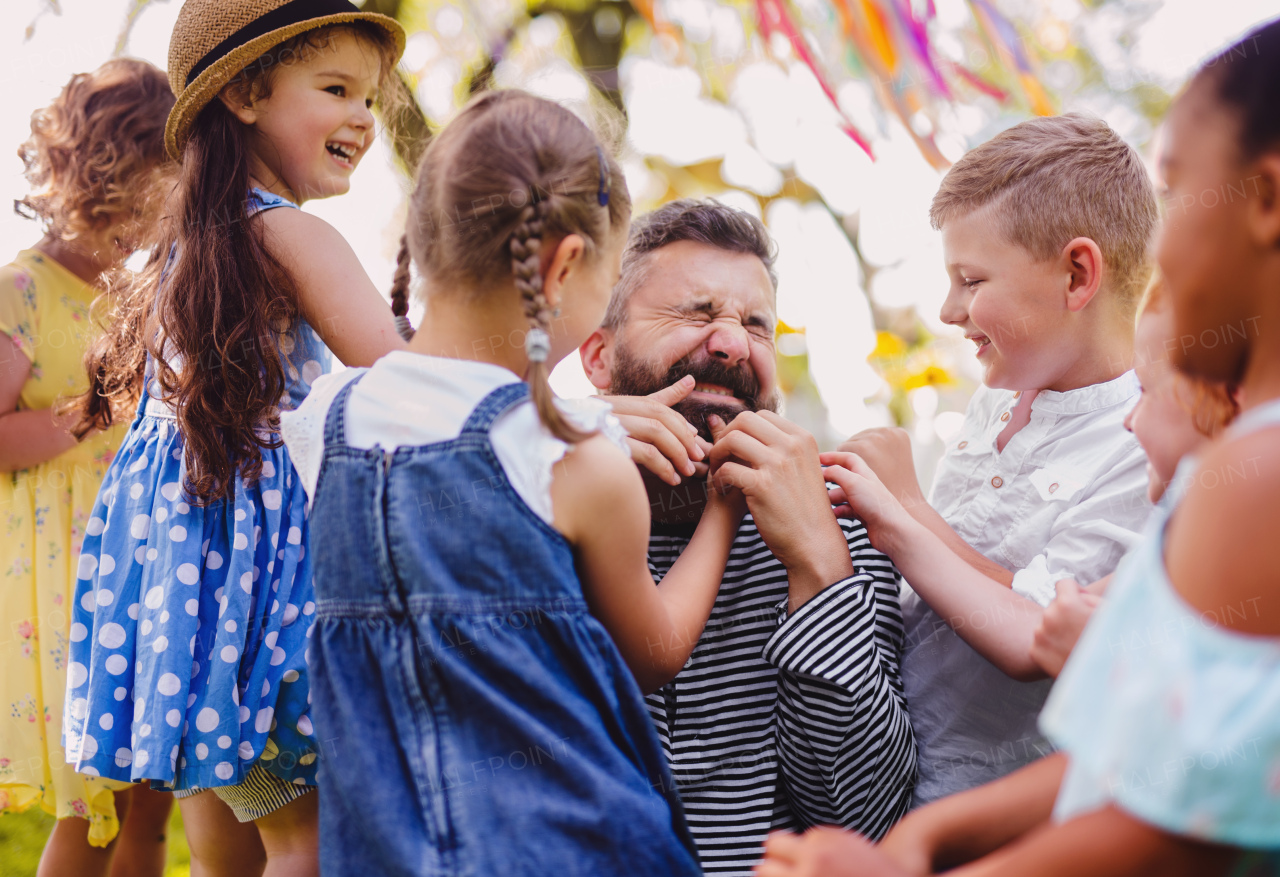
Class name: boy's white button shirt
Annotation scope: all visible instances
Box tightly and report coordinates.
[903,370,1152,806]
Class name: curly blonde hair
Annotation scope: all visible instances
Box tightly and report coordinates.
[16,57,174,241]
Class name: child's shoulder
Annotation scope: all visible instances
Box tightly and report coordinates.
[1165,419,1280,635]
[279,367,368,499]
[553,428,639,504]
[549,430,646,542]
[255,201,344,248]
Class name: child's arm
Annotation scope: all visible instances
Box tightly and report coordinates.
[260,208,406,366]
[879,753,1066,874]
[758,754,1063,877]
[840,428,1015,586]
[0,335,82,471]
[821,451,1047,680]
[553,433,744,693]
[758,800,1238,877]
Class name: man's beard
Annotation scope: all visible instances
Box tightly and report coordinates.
[609,337,779,442]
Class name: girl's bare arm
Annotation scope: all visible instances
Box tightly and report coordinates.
[260,208,406,367]
[553,434,742,693]
[952,806,1237,877]
[0,334,80,471]
[880,753,1065,874]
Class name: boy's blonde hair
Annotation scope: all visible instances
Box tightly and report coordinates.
[930,113,1158,308]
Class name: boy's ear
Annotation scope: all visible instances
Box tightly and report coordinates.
[1246,153,1280,249]
[541,233,586,316]
[1062,237,1104,313]
[579,327,614,392]
[217,82,259,126]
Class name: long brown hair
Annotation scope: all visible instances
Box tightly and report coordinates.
[390,90,631,442]
[75,24,398,504]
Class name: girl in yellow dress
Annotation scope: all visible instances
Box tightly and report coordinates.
[0,58,176,876]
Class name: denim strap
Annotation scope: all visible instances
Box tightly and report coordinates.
[323,371,368,447]
[459,382,530,435]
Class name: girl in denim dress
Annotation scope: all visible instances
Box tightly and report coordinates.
[61,1,408,872]
[281,90,745,876]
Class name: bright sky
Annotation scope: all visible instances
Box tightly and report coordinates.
[1,0,1275,435]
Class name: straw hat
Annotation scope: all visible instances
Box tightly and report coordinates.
[164,0,405,159]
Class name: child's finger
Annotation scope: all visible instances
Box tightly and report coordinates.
[754,862,794,877]
[761,830,803,863]
[646,374,697,407]
[820,464,858,492]
[820,451,875,480]
[1052,578,1081,602]
[708,413,728,440]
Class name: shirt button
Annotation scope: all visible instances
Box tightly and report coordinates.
[991,476,1004,488]
[999,412,1011,422]
[958,441,968,449]
[1049,482,1059,494]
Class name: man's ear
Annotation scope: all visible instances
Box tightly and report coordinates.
[217,82,259,127]
[579,327,614,392]
[541,233,586,317]
[1062,237,1104,313]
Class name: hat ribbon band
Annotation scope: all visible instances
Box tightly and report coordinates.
[186,0,364,87]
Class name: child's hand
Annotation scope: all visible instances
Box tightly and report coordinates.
[1030,579,1101,677]
[819,451,916,557]
[756,828,913,877]
[839,428,927,514]
[598,376,710,485]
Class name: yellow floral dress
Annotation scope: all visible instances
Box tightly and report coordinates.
[0,249,129,846]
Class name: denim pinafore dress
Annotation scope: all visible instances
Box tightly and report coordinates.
[308,376,701,876]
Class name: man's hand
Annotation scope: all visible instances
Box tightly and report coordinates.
[598,375,711,486]
[839,428,927,515]
[756,828,912,877]
[819,451,916,560]
[1029,579,1102,678]
[708,411,853,611]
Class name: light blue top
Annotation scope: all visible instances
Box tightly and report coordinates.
[1041,398,1280,850]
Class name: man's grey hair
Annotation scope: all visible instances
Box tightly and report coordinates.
[601,199,778,330]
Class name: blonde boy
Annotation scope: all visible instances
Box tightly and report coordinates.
[830,113,1159,805]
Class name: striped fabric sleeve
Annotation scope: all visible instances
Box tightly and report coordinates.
[762,571,917,839]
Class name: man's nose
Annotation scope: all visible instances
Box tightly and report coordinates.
[706,322,750,365]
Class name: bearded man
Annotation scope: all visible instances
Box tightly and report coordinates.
[578,200,916,875]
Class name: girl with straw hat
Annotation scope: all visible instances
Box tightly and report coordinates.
[62,2,407,872]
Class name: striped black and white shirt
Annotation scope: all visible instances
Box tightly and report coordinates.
[646,514,917,875]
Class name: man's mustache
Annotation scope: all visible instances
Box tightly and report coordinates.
[656,352,761,404]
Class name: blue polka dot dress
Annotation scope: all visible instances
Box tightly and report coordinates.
[62,190,328,791]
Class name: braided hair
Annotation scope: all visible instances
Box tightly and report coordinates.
[389,233,414,340]
[399,90,631,443]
